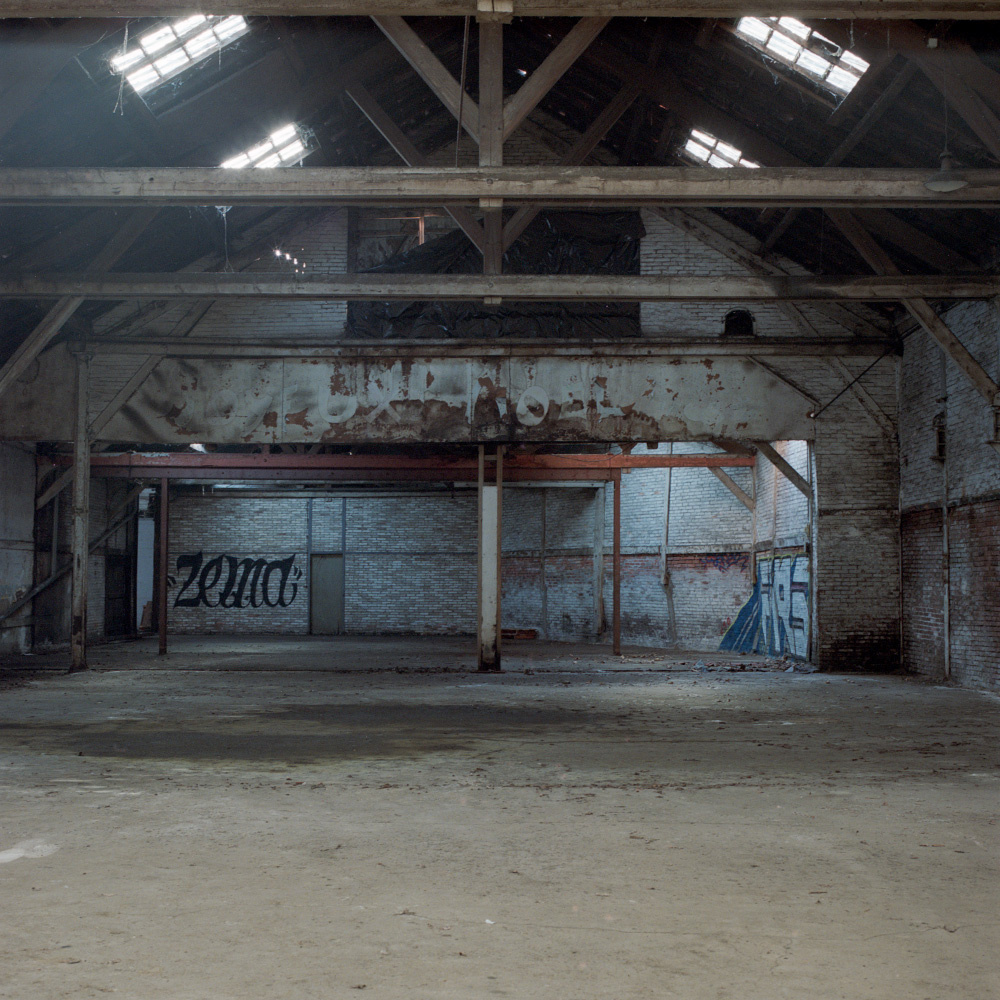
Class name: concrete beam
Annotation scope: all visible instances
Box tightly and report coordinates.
[2,167,999,209]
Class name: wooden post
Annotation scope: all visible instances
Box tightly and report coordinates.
[478,17,504,275]
[69,354,90,672]
[612,468,621,655]
[158,477,169,656]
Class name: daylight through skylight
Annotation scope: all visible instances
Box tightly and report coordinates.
[735,17,869,95]
[110,15,250,95]
[683,128,760,169]
[220,124,312,169]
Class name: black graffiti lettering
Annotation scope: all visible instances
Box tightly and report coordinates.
[173,552,203,607]
[217,556,241,608]
[173,552,301,609]
[197,554,226,607]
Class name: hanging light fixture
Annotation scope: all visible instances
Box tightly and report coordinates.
[924,150,968,193]
[925,66,968,193]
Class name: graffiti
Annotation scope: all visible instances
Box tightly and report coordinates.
[173,551,302,609]
[720,552,809,659]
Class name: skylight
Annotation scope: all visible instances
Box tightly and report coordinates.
[683,128,760,169]
[110,15,250,95]
[735,16,869,95]
[220,124,312,169]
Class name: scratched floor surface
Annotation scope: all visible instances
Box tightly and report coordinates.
[1,639,997,999]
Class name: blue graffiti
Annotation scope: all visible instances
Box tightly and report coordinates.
[720,553,809,659]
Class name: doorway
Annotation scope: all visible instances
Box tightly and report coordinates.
[310,553,345,634]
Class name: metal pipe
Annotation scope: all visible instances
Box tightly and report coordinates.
[70,354,90,673]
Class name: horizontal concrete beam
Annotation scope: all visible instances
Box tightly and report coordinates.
[1,167,998,209]
[0,2,994,16]
[7,273,997,302]
[73,336,896,358]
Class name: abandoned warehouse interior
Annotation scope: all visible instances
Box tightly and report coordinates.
[1,2,1000,997]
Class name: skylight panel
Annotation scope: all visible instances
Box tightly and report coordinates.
[110,15,250,96]
[220,124,313,169]
[735,16,870,95]
[683,128,760,169]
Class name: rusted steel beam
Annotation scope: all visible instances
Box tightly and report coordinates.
[73,452,755,471]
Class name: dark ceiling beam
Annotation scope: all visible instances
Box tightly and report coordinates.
[5,272,998,301]
[582,38,980,272]
[75,336,895,359]
[371,15,480,144]
[760,61,920,251]
[825,207,1000,408]
[502,17,610,141]
[3,166,999,207]
[1,2,996,16]
[503,79,645,248]
[0,210,157,404]
[344,80,486,253]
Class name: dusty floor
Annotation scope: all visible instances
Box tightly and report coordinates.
[1,638,998,1000]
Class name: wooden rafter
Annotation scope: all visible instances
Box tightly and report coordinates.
[754,441,811,497]
[371,15,480,143]
[344,80,486,253]
[502,17,610,140]
[709,467,755,511]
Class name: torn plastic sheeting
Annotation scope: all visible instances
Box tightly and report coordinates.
[347,211,644,340]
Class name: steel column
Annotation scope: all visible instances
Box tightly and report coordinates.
[158,477,169,656]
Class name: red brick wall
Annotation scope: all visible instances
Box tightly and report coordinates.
[948,499,1000,691]
[901,507,944,679]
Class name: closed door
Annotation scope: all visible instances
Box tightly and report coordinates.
[310,554,344,634]
[105,553,131,638]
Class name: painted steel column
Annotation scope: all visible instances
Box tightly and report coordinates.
[593,484,605,636]
[477,446,501,671]
[158,477,168,656]
[612,468,621,656]
[69,354,90,673]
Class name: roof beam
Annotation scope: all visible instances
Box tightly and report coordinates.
[371,15,480,144]
[753,441,811,497]
[502,17,610,140]
[0,209,156,404]
[709,466,755,511]
[7,272,997,302]
[0,3,995,16]
[3,166,999,208]
[344,81,486,253]
[504,80,644,248]
[479,18,505,275]
[74,336,893,359]
[825,208,1000,407]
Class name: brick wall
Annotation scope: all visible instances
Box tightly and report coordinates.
[899,298,1000,691]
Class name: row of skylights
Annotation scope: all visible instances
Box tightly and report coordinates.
[735,16,869,95]
[111,15,249,95]
[221,124,311,169]
[683,128,760,169]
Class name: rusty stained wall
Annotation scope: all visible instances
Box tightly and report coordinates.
[0,349,814,444]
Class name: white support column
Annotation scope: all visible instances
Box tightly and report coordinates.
[70,353,90,673]
[477,445,502,671]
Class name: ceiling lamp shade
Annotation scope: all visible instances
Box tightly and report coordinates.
[924,151,969,193]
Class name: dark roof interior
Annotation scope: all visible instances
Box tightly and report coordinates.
[2,13,999,360]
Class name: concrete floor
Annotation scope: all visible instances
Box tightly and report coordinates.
[1,638,998,999]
